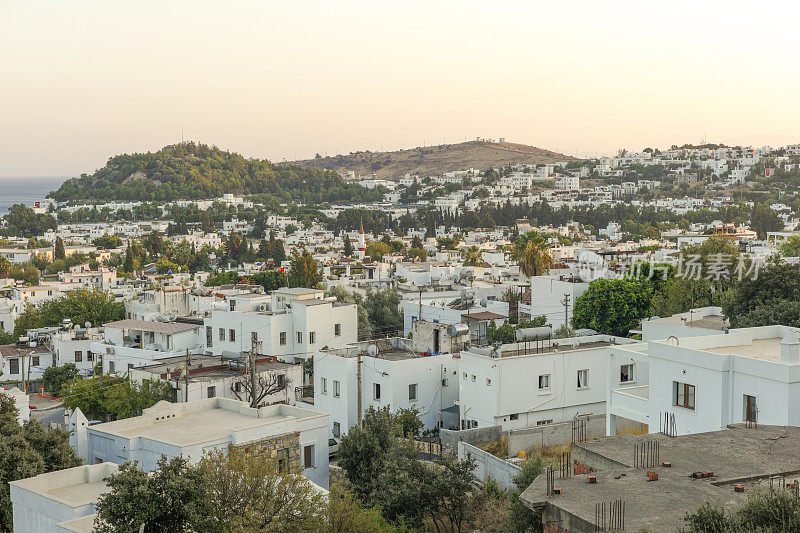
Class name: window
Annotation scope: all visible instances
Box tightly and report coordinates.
[335,323,341,336]
[87,351,94,362]
[538,374,550,390]
[32,356,40,367]
[207,386,216,398]
[277,448,290,474]
[744,394,757,422]
[219,328,226,341]
[333,380,340,398]
[486,378,492,386]
[333,422,341,437]
[109,361,115,373]
[75,351,83,363]
[9,358,18,375]
[234,382,241,392]
[577,369,589,389]
[463,372,468,379]
[128,363,134,370]
[278,374,286,388]
[537,419,554,426]
[409,383,418,401]
[321,377,328,394]
[373,383,381,400]
[510,413,519,420]
[309,331,316,345]
[297,332,303,344]
[673,381,695,410]
[280,332,287,346]
[471,374,476,382]
[229,329,235,342]
[620,364,634,383]
[206,326,213,348]
[230,300,236,311]
[303,444,315,468]
[251,331,258,343]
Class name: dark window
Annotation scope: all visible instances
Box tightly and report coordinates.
[280,332,287,345]
[206,326,213,348]
[75,351,83,363]
[207,386,216,398]
[303,445,315,468]
[335,323,341,336]
[9,358,19,375]
[229,329,235,342]
[32,356,40,367]
[277,448,290,474]
[374,383,381,400]
[333,422,340,437]
[219,328,225,341]
[620,364,634,383]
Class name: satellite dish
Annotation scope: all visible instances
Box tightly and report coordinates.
[85,321,91,328]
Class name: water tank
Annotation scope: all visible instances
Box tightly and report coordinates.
[515,327,553,342]
[448,323,470,337]
[367,344,379,357]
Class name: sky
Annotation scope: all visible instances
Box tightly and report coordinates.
[2,0,800,177]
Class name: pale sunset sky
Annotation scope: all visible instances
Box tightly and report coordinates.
[2,0,799,176]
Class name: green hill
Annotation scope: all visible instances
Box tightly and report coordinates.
[49,142,383,204]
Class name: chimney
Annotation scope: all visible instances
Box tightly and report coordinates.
[781,332,800,364]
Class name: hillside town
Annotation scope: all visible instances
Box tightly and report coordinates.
[1,139,800,531]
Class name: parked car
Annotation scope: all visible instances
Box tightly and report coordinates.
[328,438,340,457]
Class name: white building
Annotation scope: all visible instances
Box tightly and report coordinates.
[459,334,636,431]
[554,176,580,190]
[607,324,800,437]
[92,319,204,375]
[526,276,588,329]
[85,397,331,488]
[313,337,461,438]
[203,288,357,364]
[10,462,118,533]
[1,386,30,423]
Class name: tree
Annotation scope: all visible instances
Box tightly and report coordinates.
[407,246,427,261]
[0,395,81,533]
[723,262,800,328]
[511,231,553,278]
[343,234,354,257]
[61,377,173,421]
[366,241,391,260]
[41,363,78,396]
[200,445,325,532]
[504,455,545,533]
[339,407,402,499]
[288,249,322,288]
[363,289,403,337]
[94,457,209,533]
[14,288,125,338]
[462,245,484,267]
[396,405,424,438]
[781,236,800,257]
[230,370,290,408]
[682,486,800,532]
[326,287,373,340]
[54,237,66,260]
[750,202,784,239]
[573,278,653,337]
[325,485,399,533]
[122,242,134,273]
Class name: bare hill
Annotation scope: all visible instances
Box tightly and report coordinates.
[293,140,575,179]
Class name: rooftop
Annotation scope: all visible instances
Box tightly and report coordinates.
[103,319,200,335]
[88,398,325,448]
[9,462,117,508]
[704,337,783,362]
[521,425,800,532]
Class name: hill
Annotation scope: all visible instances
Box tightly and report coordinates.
[295,140,574,179]
[49,143,384,204]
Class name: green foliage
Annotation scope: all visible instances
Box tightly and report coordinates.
[326,286,373,340]
[486,316,548,345]
[92,234,124,249]
[723,262,800,328]
[49,142,383,204]
[288,249,323,288]
[54,237,66,260]
[0,395,81,533]
[573,278,654,337]
[94,456,209,533]
[681,487,800,532]
[8,264,39,286]
[362,288,404,337]
[13,289,124,338]
[503,455,546,533]
[41,363,78,396]
[2,204,57,237]
[366,241,391,260]
[511,231,554,277]
[60,377,173,421]
[750,202,784,239]
[396,405,424,438]
[780,236,800,257]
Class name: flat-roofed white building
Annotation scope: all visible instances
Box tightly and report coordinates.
[9,462,118,533]
[607,324,800,437]
[459,334,638,432]
[84,397,330,488]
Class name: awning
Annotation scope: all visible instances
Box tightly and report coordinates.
[440,404,460,415]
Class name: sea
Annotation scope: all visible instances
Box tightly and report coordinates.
[0,177,69,215]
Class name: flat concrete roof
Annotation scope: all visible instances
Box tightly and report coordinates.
[704,337,782,362]
[88,399,324,448]
[521,426,800,532]
[10,463,117,508]
[703,337,781,363]
[103,319,199,334]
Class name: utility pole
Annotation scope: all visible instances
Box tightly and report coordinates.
[184,349,190,402]
[357,351,363,426]
[561,293,571,330]
[20,353,25,392]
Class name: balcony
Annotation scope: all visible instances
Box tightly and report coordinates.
[609,385,650,425]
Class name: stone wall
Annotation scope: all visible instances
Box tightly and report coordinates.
[440,425,504,454]
[240,431,300,473]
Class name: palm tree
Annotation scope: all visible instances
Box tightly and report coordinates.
[462,246,483,267]
[511,231,554,278]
